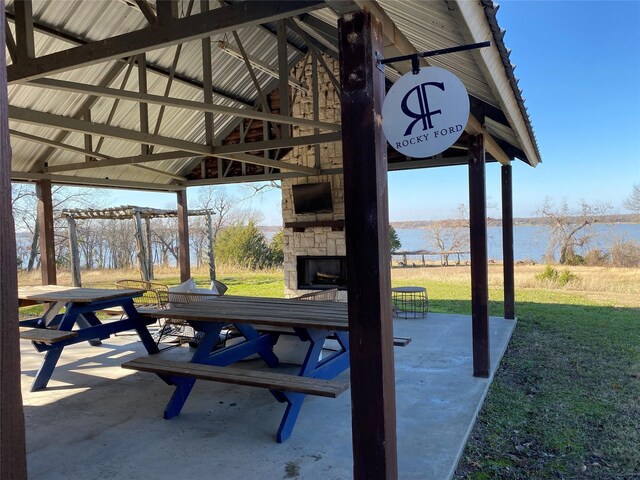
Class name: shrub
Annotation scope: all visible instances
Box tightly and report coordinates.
[584,248,609,266]
[565,253,585,266]
[557,269,577,286]
[536,265,558,282]
[536,265,578,286]
[610,240,640,267]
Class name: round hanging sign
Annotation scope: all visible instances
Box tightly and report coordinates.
[382,66,469,158]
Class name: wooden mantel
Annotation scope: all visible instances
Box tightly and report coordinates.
[284,219,345,232]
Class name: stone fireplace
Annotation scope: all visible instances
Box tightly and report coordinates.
[281,54,346,300]
[297,256,347,290]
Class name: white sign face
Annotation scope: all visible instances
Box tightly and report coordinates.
[382,67,469,158]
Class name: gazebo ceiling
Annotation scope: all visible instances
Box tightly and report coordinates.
[5,0,540,192]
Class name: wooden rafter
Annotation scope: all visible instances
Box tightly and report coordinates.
[28,78,340,131]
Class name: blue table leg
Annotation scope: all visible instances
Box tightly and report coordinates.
[31,347,63,391]
[164,377,197,419]
[159,323,225,418]
[270,330,334,441]
[121,300,159,354]
[276,392,305,443]
[234,324,279,368]
[76,314,103,346]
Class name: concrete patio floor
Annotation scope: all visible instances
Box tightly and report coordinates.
[20,313,516,479]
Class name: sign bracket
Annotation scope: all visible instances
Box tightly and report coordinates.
[379,41,491,74]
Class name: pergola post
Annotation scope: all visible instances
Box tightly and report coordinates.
[133,210,150,281]
[0,5,28,477]
[468,134,490,377]
[177,189,191,282]
[66,216,82,287]
[144,217,154,280]
[205,211,216,282]
[35,179,57,286]
[339,10,398,480]
[501,163,515,319]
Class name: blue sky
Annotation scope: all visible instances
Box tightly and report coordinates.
[108,1,640,225]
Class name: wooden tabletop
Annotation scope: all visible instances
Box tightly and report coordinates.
[140,295,349,331]
[18,285,143,303]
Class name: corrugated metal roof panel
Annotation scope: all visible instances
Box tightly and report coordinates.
[7,0,539,186]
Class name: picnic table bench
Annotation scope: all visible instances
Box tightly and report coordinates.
[18,285,159,391]
[125,295,351,442]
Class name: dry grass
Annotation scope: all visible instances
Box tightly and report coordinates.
[391,264,640,307]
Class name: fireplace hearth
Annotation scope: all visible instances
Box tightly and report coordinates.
[297,256,347,290]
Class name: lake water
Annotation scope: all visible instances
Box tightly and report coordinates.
[395,223,640,262]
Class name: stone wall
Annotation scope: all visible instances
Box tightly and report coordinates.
[281,53,346,300]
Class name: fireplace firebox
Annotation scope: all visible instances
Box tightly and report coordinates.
[297,256,347,290]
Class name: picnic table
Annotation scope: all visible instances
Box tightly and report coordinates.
[124,295,351,442]
[19,285,159,391]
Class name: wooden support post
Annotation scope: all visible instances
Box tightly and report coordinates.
[35,179,57,286]
[339,10,398,480]
[133,211,150,281]
[501,164,515,319]
[177,190,191,282]
[206,211,216,282]
[201,0,214,149]
[138,53,149,156]
[13,0,34,61]
[0,7,28,477]
[145,217,154,280]
[277,19,291,140]
[83,109,94,162]
[468,134,490,377]
[66,216,82,287]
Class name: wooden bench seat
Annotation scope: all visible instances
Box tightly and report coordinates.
[122,356,350,398]
[19,327,78,344]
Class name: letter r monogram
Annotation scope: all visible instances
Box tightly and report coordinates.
[400,81,445,136]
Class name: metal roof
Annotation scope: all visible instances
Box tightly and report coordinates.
[5,0,540,191]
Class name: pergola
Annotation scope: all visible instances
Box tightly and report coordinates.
[0,1,541,478]
[60,205,215,286]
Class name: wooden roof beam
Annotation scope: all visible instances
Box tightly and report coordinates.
[12,171,183,191]
[28,78,340,132]
[44,151,195,173]
[7,1,324,83]
[9,106,328,174]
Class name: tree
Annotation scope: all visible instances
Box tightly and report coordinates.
[539,198,610,264]
[193,187,242,280]
[269,229,284,266]
[11,184,105,271]
[425,204,469,265]
[623,184,640,214]
[215,220,273,269]
[389,225,402,253]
